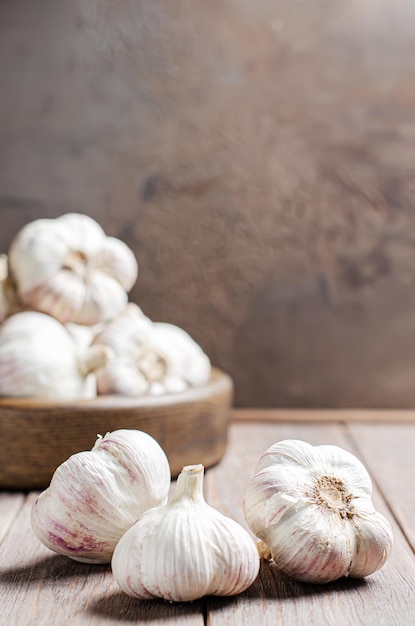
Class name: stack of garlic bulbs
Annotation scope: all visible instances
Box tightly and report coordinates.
[0,213,211,400]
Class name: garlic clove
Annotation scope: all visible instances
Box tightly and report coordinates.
[347,503,394,578]
[96,360,150,396]
[243,439,393,584]
[112,464,260,601]
[74,270,129,326]
[95,236,138,292]
[151,323,211,387]
[31,429,171,564]
[9,218,70,294]
[24,270,86,324]
[93,303,154,358]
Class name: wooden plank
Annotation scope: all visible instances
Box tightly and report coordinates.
[0,493,204,625]
[0,492,25,545]
[348,423,415,553]
[205,423,415,626]
[232,409,415,423]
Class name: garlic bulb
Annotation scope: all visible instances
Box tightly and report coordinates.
[243,439,393,584]
[0,311,110,399]
[112,464,260,601]
[31,429,171,564]
[8,213,138,325]
[93,305,211,396]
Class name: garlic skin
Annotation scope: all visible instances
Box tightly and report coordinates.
[0,311,110,399]
[0,254,21,322]
[112,464,260,601]
[150,323,211,388]
[8,213,138,325]
[93,306,211,396]
[31,429,171,564]
[243,439,393,584]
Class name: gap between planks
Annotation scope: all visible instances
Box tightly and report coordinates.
[231,408,415,423]
[204,421,415,626]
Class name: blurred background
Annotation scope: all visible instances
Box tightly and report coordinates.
[1,0,415,408]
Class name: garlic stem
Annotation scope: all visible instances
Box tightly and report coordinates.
[80,345,113,376]
[171,464,205,504]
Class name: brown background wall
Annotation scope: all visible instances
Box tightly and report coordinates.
[1,0,415,407]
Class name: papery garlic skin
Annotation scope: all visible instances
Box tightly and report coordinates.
[243,439,393,584]
[0,254,21,322]
[0,311,110,399]
[8,213,138,325]
[92,303,154,395]
[112,464,260,601]
[150,323,211,388]
[93,306,211,396]
[31,429,171,564]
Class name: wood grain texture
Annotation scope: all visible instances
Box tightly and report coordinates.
[349,423,415,553]
[205,422,415,625]
[0,417,415,624]
[232,409,415,423]
[0,494,204,626]
[0,368,233,489]
[2,1,415,409]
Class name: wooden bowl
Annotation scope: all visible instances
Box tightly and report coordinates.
[0,367,233,490]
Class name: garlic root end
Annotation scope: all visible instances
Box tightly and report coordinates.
[257,540,272,560]
[80,345,114,376]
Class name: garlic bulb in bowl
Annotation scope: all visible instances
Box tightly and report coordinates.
[93,304,211,396]
[243,439,393,584]
[8,213,138,325]
[0,311,111,399]
[31,429,171,563]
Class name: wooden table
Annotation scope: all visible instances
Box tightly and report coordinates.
[1,410,414,625]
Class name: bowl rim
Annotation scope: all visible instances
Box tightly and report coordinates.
[0,367,233,411]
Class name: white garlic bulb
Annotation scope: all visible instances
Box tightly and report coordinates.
[31,429,171,564]
[243,439,393,584]
[0,311,111,399]
[8,213,138,325]
[93,305,211,396]
[112,464,260,601]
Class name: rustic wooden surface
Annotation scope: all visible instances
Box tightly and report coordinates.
[0,368,233,489]
[2,1,415,409]
[1,410,414,625]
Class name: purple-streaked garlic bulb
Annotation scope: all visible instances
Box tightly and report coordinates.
[31,429,171,563]
[243,439,393,584]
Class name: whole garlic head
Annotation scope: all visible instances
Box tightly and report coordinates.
[9,213,138,325]
[112,464,260,601]
[243,439,393,584]
[0,311,110,399]
[31,429,171,564]
[93,306,211,396]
